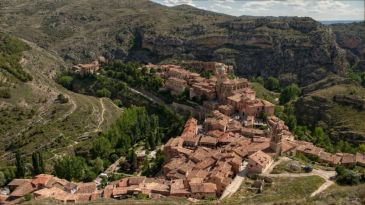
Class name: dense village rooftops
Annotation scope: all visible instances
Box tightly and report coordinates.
[190,148,211,162]
[187,169,209,181]
[200,136,218,146]
[207,130,225,138]
[241,127,265,137]
[194,157,216,170]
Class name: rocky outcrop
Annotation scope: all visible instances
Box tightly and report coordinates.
[333,94,365,109]
[330,22,365,72]
[295,84,365,143]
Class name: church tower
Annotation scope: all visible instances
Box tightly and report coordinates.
[215,64,228,101]
[270,123,283,156]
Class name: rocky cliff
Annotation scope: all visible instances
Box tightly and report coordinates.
[0,0,348,86]
[330,22,365,72]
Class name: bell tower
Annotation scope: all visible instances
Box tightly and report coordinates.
[270,123,282,156]
[216,64,228,101]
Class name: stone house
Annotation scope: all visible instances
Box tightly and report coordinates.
[247,150,273,174]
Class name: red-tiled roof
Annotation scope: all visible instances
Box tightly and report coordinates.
[248,150,272,167]
[76,182,96,194]
[189,183,217,194]
[10,181,35,197]
[31,174,54,187]
[8,179,31,187]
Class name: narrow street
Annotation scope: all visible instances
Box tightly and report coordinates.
[220,161,248,200]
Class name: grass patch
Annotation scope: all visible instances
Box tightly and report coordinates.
[225,176,325,204]
[250,82,279,104]
[271,160,305,174]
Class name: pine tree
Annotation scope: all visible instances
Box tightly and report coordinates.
[128,148,138,172]
[32,152,40,175]
[15,152,26,178]
[32,152,45,175]
[150,115,158,149]
[39,152,45,174]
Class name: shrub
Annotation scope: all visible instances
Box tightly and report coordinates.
[57,94,69,104]
[279,84,301,105]
[335,166,362,185]
[265,77,280,92]
[58,75,74,89]
[113,99,123,107]
[24,193,32,201]
[136,193,149,200]
[96,88,111,98]
[0,88,11,98]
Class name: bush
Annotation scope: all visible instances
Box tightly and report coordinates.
[113,99,123,107]
[96,88,111,98]
[279,84,301,105]
[265,77,280,92]
[58,75,74,89]
[0,171,6,186]
[0,88,11,98]
[335,166,362,185]
[136,193,149,200]
[57,94,69,104]
[252,76,264,85]
[24,193,32,201]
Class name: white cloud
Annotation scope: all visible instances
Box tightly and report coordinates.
[211,3,233,11]
[163,0,195,6]
[152,0,364,20]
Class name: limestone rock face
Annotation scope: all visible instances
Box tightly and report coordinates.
[330,22,365,72]
[128,17,348,86]
[0,0,351,85]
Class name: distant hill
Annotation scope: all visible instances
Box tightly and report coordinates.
[320,20,363,25]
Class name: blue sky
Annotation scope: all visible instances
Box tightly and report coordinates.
[151,0,364,21]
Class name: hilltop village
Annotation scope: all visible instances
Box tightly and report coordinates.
[1,62,365,204]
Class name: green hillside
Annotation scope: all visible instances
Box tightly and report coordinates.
[0,36,122,167]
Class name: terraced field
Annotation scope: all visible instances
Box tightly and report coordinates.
[0,40,122,166]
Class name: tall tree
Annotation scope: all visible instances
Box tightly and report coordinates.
[15,151,26,178]
[127,149,138,172]
[32,152,40,175]
[53,156,87,181]
[32,151,45,175]
[92,137,112,159]
[279,84,301,105]
[39,152,45,174]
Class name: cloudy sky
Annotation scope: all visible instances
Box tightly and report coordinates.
[150,0,364,21]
